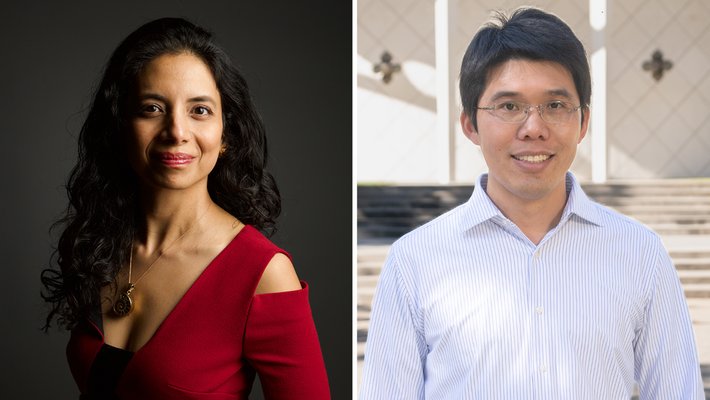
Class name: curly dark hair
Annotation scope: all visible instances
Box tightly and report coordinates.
[41,17,280,331]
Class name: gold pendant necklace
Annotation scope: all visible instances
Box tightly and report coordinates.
[112,203,212,317]
[112,283,135,316]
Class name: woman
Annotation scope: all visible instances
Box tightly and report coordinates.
[41,17,330,399]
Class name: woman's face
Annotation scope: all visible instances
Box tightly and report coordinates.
[125,52,223,193]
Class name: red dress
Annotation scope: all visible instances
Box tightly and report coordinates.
[66,225,330,399]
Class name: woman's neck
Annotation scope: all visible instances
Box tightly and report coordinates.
[136,186,215,254]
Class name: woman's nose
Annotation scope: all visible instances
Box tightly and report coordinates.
[165,111,190,143]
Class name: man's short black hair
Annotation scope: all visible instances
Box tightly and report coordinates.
[459,7,591,130]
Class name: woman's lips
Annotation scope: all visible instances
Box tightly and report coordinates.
[156,152,195,167]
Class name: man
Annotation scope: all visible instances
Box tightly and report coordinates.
[359,7,703,399]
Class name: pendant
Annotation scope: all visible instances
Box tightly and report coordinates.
[112,283,135,317]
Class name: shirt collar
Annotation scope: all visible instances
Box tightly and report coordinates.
[459,172,604,233]
[561,172,605,226]
[458,174,504,232]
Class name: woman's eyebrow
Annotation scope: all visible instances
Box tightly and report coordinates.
[135,93,217,104]
[187,95,217,104]
[136,92,167,102]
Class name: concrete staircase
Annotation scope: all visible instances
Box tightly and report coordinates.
[358,180,710,299]
[358,180,710,239]
[582,181,710,236]
[357,180,710,396]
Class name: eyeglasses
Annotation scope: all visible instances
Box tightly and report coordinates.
[476,101,583,124]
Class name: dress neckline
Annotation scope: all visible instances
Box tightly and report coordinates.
[91,225,251,355]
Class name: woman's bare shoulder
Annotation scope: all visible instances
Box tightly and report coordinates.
[254,253,301,294]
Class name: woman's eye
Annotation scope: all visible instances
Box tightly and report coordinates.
[140,104,162,115]
[193,106,211,116]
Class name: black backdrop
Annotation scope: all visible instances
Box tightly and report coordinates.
[1,1,351,398]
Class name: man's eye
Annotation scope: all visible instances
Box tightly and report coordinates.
[499,102,520,112]
[547,101,568,110]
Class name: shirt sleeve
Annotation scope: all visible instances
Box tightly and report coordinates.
[633,239,704,399]
[243,281,330,400]
[360,248,427,400]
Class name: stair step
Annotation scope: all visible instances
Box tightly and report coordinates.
[674,258,710,270]
[357,318,370,332]
[585,186,710,193]
[625,215,710,222]
[357,246,392,261]
[358,275,380,286]
[678,270,710,284]
[358,261,385,276]
[683,284,710,298]
[671,253,710,260]
[357,341,366,359]
[596,197,710,205]
[607,205,710,213]
[652,227,710,235]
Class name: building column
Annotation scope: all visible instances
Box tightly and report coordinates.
[435,0,456,184]
[590,0,607,183]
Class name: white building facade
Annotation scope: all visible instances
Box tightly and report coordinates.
[358,0,710,183]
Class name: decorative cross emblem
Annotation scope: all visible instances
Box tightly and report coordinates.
[642,50,672,82]
[373,51,401,84]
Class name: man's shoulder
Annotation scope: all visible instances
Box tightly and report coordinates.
[392,202,469,249]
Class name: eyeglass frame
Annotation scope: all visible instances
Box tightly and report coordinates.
[475,101,584,124]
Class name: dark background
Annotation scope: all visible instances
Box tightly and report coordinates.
[1,1,351,399]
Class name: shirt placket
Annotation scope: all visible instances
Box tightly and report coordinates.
[529,246,552,399]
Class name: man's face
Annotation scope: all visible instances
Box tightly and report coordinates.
[461,59,589,207]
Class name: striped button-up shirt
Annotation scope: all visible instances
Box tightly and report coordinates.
[360,173,703,399]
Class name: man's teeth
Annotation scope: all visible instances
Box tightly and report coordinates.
[515,154,550,163]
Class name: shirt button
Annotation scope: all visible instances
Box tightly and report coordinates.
[535,306,544,315]
[540,364,548,373]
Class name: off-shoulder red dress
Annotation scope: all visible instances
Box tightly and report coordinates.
[66,225,330,399]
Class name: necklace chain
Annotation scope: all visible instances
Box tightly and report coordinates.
[112,203,213,317]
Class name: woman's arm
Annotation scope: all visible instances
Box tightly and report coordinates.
[244,255,331,399]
